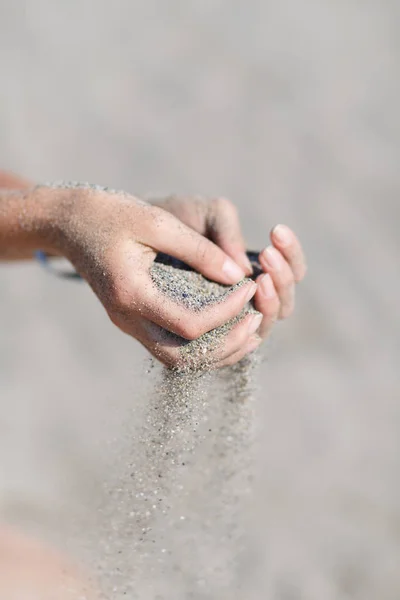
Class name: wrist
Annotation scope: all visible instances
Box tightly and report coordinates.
[1,186,73,259]
[28,185,71,253]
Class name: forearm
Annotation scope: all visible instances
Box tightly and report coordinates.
[0,186,62,261]
[0,171,31,190]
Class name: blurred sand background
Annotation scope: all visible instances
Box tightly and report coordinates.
[0,1,399,598]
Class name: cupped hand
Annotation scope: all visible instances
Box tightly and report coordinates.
[42,186,257,368]
[151,195,307,366]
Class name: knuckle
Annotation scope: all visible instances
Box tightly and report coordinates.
[296,262,307,282]
[152,345,176,368]
[176,320,202,341]
[212,196,237,215]
[280,303,294,320]
[267,300,280,321]
[262,313,278,332]
[222,352,241,368]
[108,311,123,329]
[108,279,136,314]
[195,235,216,265]
[281,271,295,289]
[272,303,281,320]
[148,205,168,227]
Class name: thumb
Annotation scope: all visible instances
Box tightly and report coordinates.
[146,207,246,285]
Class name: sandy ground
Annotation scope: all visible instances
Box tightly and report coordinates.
[1,1,399,598]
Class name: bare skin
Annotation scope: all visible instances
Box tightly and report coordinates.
[0,526,97,599]
[0,171,306,367]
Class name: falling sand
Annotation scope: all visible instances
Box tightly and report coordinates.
[95,253,264,599]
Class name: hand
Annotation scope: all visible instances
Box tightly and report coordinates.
[37,185,258,368]
[152,196,307,367]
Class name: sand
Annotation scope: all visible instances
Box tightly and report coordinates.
[96,366,261,599]
[151,251,263,372]
[92,254,263,598]
[90,384,260,597]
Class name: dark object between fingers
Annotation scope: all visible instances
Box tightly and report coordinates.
[154,250,263,280]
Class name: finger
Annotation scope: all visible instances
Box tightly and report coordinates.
[206,197,253,275]
[109,242,257,340]
[141,274,257,340]
[144,206,246,285]
[215,334,262,368]
[259,246,295,319]
[108,311,184,367]
[139,320,183,367]
[270,224,306,282]
[214,311,263,362]
[112,307,263,370]
[253,273,280,338]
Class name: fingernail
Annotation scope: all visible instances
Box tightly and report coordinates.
[222,258,245,283]
[247,312,263,334]
[273,224,291,246]
[260,273,275,298]
[244,282,257,303]
[262,246,281,270]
